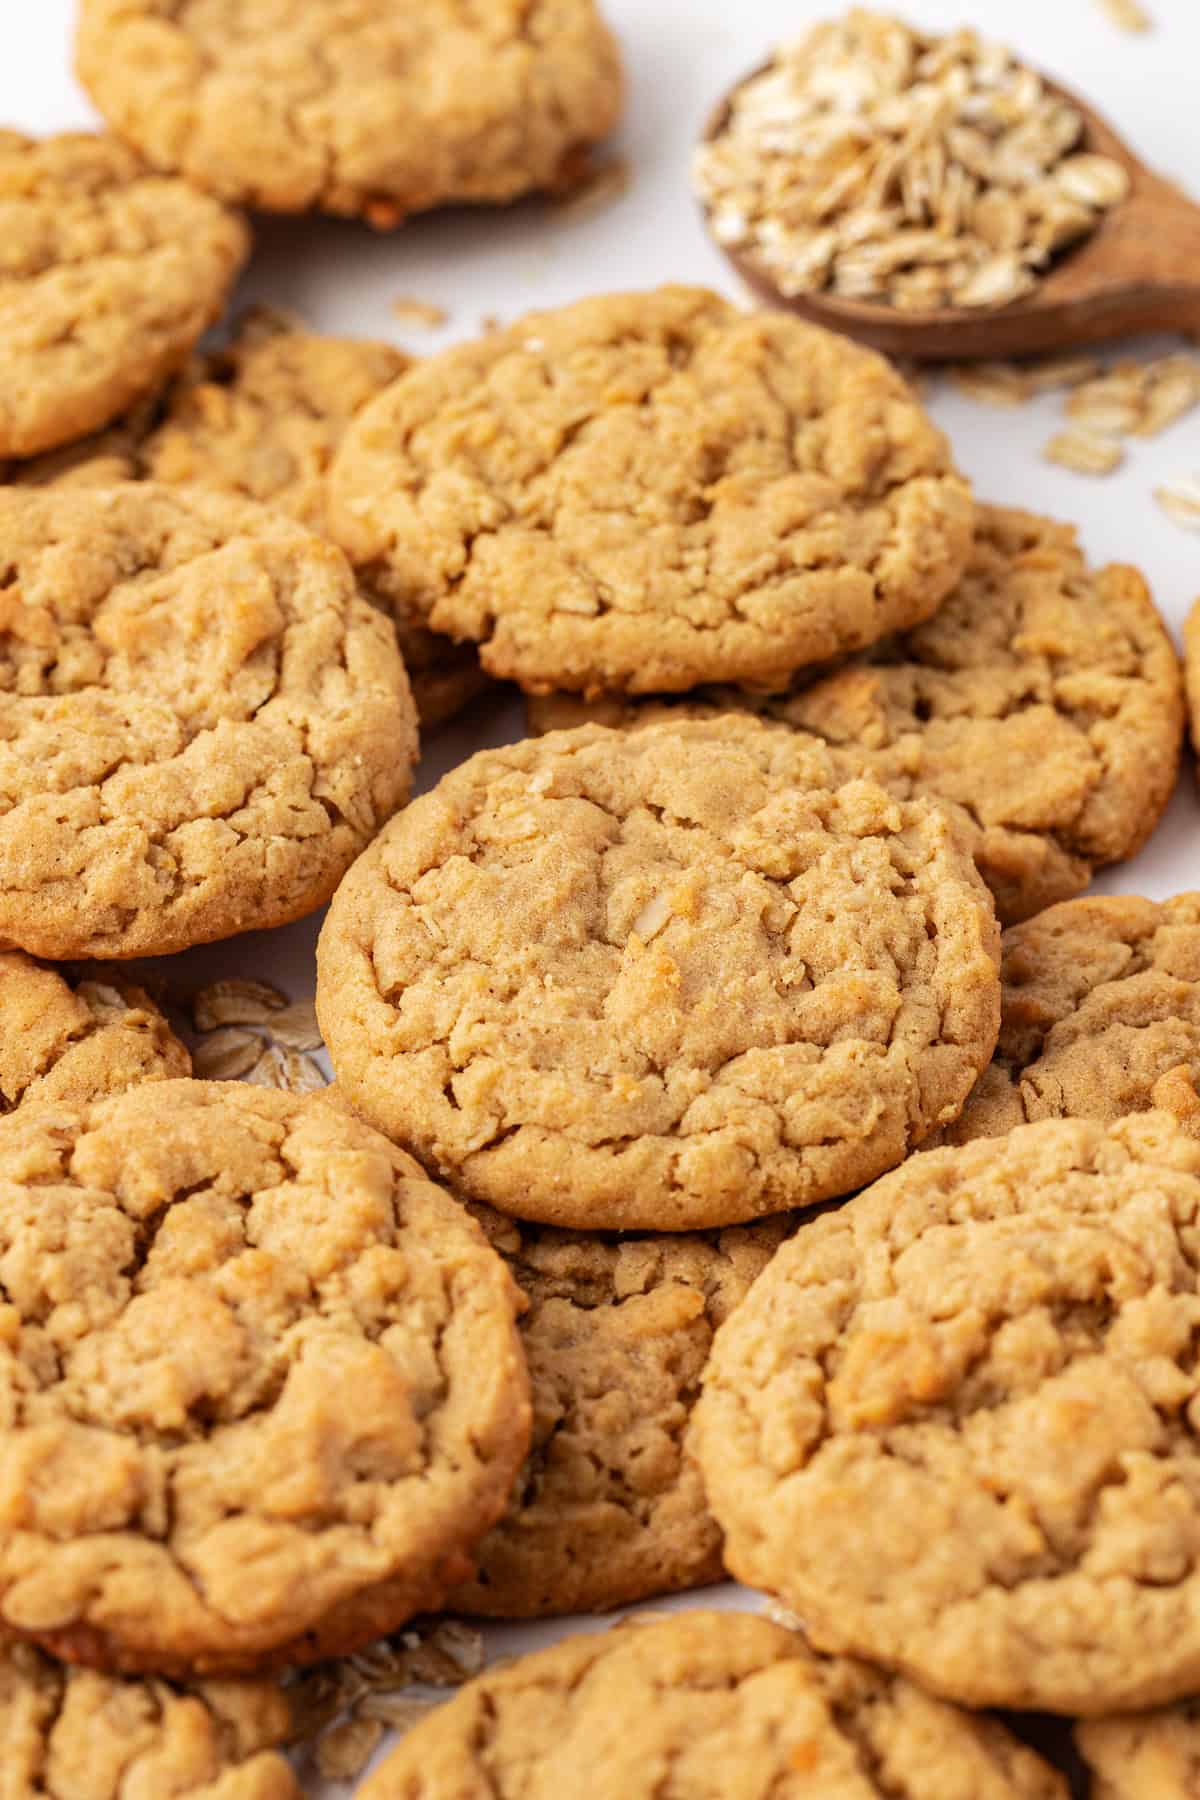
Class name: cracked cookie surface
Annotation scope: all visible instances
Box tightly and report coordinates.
[75,0,623,222]
[447,1210,789,1617]
[0,131,247,459]
[316,715,1001,1230]
[0,951,190,1113]
[1076,1698,1200,1798]
[528,506,1182,922]
[0,484,417,959]
[940,894,1200,1146]
[1184,598,1200,774]
[0,1081,531,1676]
[0,1639,299,1799]
[328,286,975,696]
[10,309,486,732]
[358,1610,1067,1799]
[696,1111,1200,1715]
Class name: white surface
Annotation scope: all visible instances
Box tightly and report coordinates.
[4,0,1200,1787]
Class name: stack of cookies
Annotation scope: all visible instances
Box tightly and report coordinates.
[3,2,1200,1793]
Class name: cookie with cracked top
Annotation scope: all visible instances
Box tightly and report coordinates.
[696,1110,1200,1715]
[328,286,975,696]
[75,0,623,223]
[0,130,247,460]
[0,483,417,959]
[0,1081,531,1676]
[317,714,1001,1230]
[357,1610,1067,1799]
[527,505,1184,924]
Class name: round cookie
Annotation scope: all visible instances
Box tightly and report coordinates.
[9,309,488,733]
[696,1110,1200,1715]
[0,131,247,459]
[447,1209,790,1617]
[1184,596,1200,766]
[0,952,190,1113]
[0,1639,299,1799]
[317,715,1001,1231]
[75,0,623,223]
[328,286,976,696]
[0,1080,531,1676]
[358,1611,1067,1800]
[940,894,1200,1145]
[0,484,417,959]
[527,506,1184,923]
[1076,1700,1200,1799]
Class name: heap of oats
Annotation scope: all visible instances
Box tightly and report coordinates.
[694,11,1130,311]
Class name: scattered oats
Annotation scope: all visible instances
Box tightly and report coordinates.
[1135,355,1200,438]
[357,1693,439,1732]
[553,157,631,223]
[763,1598,808,1633]
[75,980,130,1018]
[268,999,322,1052]
[191,1026,264,1082]
[1043,427,1124,474]
[389,297,448,329]
[1155,476,1200,533]
[1096,0,1152,31]
[192,979,287,1032]
[243,1044,326,1092]
[1022,352,1102,392]
[1064,394,1144,435]
[315,1716,384,1783]
[948,361,1032,406]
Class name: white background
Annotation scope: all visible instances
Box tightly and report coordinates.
[4,0,1200,1787]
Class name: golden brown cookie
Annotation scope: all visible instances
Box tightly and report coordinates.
[358,1611,1067,1799]
[0,952,190,1112]
[527,506,1183,923]
[1184,597,1200,766]
[9,309,488,733]
[1076,1700,1200,1798]
[940,894,1200,1145]
[696,1110,1200,1715]
[328,287,975,696]
[0,484,417,959]
[0,1080,530,1676]
[0,131,247,460]
[317,715,1001,1230]
[75,0,623,223]
[0,1639,299,1799]
[447,1209,789,1617]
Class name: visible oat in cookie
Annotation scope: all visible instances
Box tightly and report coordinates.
[357,1611,1067,1799]
[0,484,417,959]
[328,286,975,696]
[0,131,247,459]
[0,1081,531,1676]
[696,1111,1200,1715]
[1076,1700,1200,1797]
[447,1210,790,1617]
[0,1640,300,1799]
[75,0,624,223]
[529,506,1184,925]
[317,716,1000,1231]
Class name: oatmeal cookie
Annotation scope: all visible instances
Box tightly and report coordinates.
[1184,597,1200,767]
[940,894,1200,1145]
[447,1210,789,1617]
[1076,1700,1200,1798]
[528,506,1183,923]
[0,952,189,1112]
[696,1110,1200,1715]
[328,287,975,696]
[75,0,623,223]
[0,1639,298,1798]
[0,131,247,460]
[0,1081,531,1675]
[9,309,487,732]
[358,1611,1067,1799]
[0,484,417,959]
[317,715,1000,1230]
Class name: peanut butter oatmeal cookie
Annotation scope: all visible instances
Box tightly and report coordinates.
[11,310,486,731]
[75,0,623,224]
[696,1110,1200,1715]
[0,484,417,960]
[358,1611,1067,1799]
[528,506,1183,923]
[0,1640,299,1798]
[0,131,247,460]
[0,1081,531,1676]
[328,287,975,696]
[0,952,189,1112]
[317,715,1001,1231]
[1076,1700,1200,1798]
[1183,596,1200,767]
[447,1210,789,1617]
[940,894,1200,1145]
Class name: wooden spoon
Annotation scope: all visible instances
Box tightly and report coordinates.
[702,69,1200,361]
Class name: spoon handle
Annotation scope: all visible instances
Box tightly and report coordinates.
[1049,169,1200,336]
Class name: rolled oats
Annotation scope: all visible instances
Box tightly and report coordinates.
[1043,428,1124,474]
[1096,0,1153,31]
[1155,476,1200,532]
